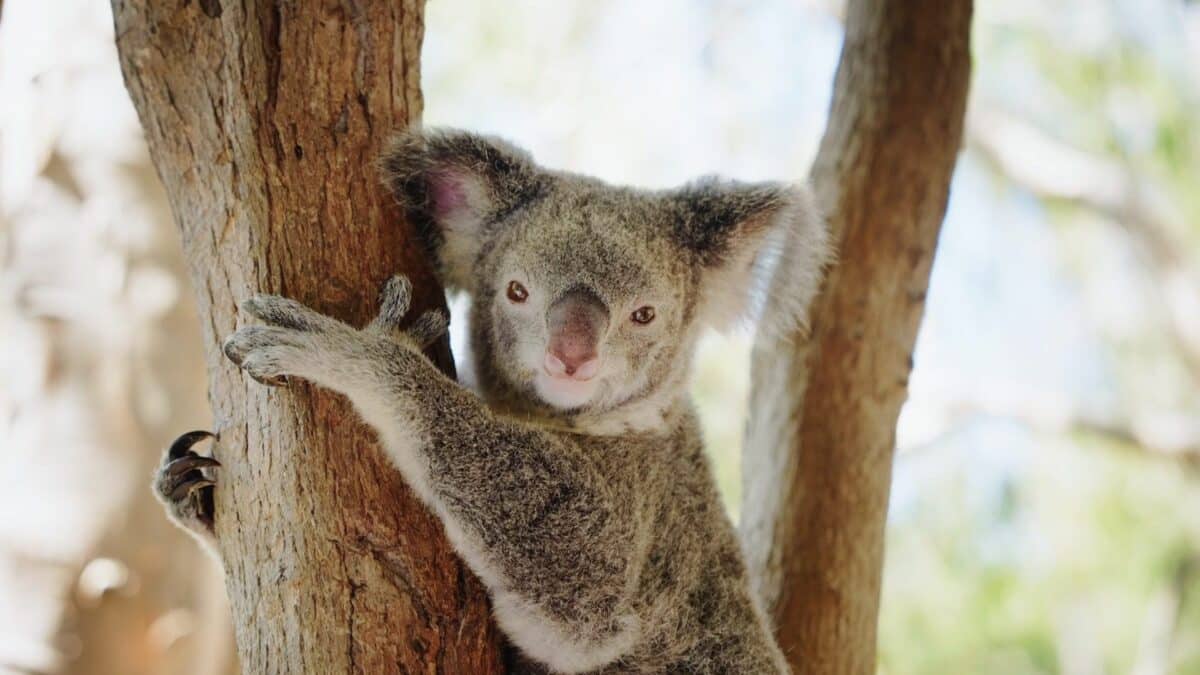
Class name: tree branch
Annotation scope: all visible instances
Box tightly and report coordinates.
[740,0,973,671]
[967,107,1183,264]
[967,107,1200,384]
[928,401,1200,477]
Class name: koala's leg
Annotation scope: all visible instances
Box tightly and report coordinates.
[153,430,222,558]
[222,279,642,672]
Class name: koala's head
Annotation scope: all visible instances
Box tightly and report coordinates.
[384,128,827,426]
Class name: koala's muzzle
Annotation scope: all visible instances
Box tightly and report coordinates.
[545,286,608,381]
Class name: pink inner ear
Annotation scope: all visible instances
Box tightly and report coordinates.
[428,170,471,220]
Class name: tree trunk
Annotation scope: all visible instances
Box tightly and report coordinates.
[110,1,504,672]
[740,1,972,672]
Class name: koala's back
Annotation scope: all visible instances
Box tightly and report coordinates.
[559,413,787,674]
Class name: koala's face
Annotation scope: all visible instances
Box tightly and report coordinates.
[384,129,827,418]
[478,188,693,411]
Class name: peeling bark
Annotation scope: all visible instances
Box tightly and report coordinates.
[110,1,504,671]
[741,1,973,672]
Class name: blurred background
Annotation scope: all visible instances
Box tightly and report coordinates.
[2,0,1197,673]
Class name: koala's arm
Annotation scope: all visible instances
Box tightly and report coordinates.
[222,280,641,654]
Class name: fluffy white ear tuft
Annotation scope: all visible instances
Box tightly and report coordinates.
[745,185,833,341]
[674,180,831,337]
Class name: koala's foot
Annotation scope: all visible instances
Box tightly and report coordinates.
[154,430,221,539]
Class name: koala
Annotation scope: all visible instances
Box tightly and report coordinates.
[155,128,829,674]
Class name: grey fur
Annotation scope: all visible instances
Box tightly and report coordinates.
[166,128,830,673]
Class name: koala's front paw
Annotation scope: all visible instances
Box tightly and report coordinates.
[370,274,448,348]
[153,430,221,535]
[223,295,348,386]
[223,325,307,386]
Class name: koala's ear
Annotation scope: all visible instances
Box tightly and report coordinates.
[382,128,547,290]
[672,178,831,336]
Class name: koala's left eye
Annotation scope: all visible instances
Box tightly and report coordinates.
[631,306,656,325]
[506,280,529,303]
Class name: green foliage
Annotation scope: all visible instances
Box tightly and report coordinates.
[879,440,1200,674]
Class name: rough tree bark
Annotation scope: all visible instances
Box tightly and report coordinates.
[740,0,972,672]
[111,1,504,671]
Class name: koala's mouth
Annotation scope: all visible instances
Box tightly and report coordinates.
[532,371,601,411]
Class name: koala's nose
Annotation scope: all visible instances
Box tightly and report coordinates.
[545,345,601,381]
[545,286,608,381]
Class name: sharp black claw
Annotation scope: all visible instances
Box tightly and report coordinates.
[169,476,216,502]
[250,372,289,387]
[168,430,215,460]
[166,455,222,477]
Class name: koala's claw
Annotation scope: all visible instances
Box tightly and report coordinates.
[169,429,216,459]
[170,476,217,502]
[164,452,221,478]
[252,372,290,387]
[155,430,220,531]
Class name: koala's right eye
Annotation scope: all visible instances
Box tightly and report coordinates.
[506,281,529,303]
